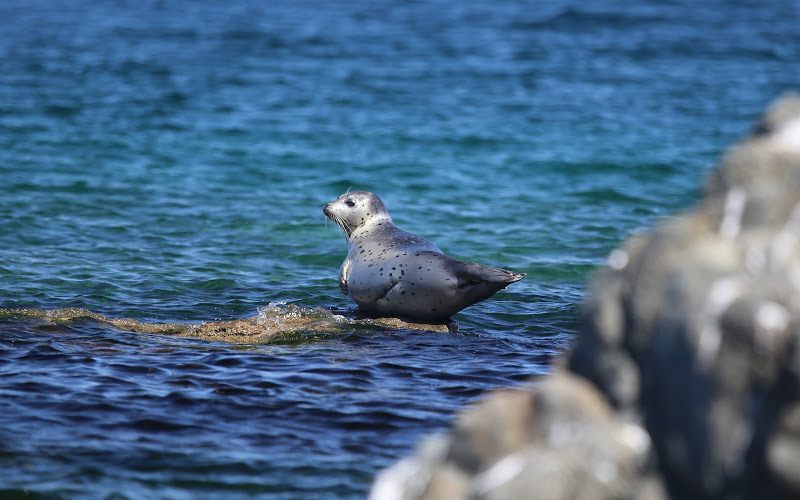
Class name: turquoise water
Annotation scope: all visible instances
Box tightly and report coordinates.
[1,0,797,498]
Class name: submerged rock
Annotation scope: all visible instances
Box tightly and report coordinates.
[0,302,455,343]
[372,93,800,499]
[187,303,456,342]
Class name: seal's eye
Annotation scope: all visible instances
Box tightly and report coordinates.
[345,200,355,208]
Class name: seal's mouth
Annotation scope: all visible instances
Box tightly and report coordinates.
[323,204,354,239]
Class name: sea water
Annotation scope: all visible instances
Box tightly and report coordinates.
[0,0,797,498]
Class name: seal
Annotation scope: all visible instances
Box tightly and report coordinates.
[323,190,526,323]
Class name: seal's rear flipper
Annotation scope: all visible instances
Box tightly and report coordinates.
[450,260,525,306]
[455,261,526,285]
[448,261,524,308]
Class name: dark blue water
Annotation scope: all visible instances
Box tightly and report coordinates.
[1,0,797,498]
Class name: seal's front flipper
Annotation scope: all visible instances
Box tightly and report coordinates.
[338,256,353,296]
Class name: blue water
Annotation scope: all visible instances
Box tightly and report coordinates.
[1,0,797,498]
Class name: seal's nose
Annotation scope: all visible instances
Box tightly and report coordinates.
[323,203,333,218]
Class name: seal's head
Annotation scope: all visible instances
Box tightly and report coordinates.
[324,190,391,240]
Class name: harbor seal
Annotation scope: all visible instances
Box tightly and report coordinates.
[323,190,526,323]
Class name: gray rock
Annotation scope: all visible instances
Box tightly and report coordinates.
[372,373,652,500]
[371,93,800,499]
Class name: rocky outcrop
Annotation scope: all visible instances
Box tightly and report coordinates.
[371,93,800,499]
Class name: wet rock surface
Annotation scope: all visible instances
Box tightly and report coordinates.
[372,94,800,500]
[0,302,455,343]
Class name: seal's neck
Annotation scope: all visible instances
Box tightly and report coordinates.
[348,213,394,242]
